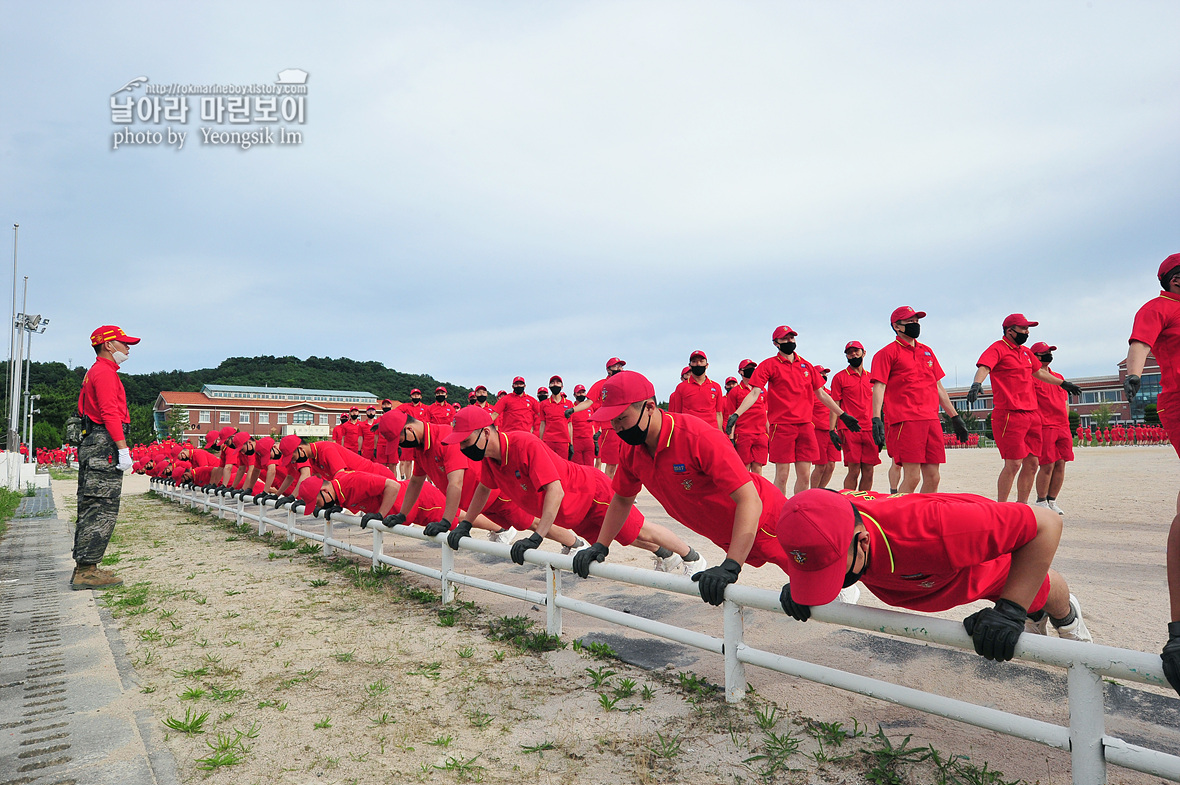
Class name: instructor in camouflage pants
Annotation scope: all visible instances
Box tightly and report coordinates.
[72,325,139,590]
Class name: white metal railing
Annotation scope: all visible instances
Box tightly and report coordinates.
[149,480,1180,785]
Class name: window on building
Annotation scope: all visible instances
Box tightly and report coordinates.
[257,412,269,424]
[239,412,251,423]
[318,414,329,425]
[277,413,288,424]
[219,411,231,423]
[1081,392,1099,404]
[199,410,211,423]
[293,412,313,425]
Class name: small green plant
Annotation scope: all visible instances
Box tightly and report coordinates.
[585,666,616,689]
[755,704,779,731]
[641,684,655,701]
[138,628,162,642]
[308,578,329,587]
[278,540,298,550]
[180,686,206,701]
[429,735,454,747]
[202,653,223,664]
[208,685,244,702]
[313,716,332,729]
[408,662,441,680]
[366,679,390,696]
[863,727,931,785]
[434,755,483,780]
[195,748,246,769]
[586,641,616,659]
[437,607,458,627]
[613,677,636,698]
[520,741,555,755]
[163,708,210,734]
[456,645,475,659]
[492,650,506,662]
[598,693,620,712]
[333,650,355,663]
[224,589,242,596]
[648,731,682,759]
[468,710,492,728]
[487,615,565,653]
[297,542,322,555]
[371,712,397,726]
[140,685,156,694]
[218,711,235,723]
[571,638,584,652]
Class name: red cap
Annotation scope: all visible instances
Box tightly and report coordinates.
[772,325,797,341]
[890,306,926,324]
[381,398,392,406]
[689,350,707,361]
[589,371,656,422]
[350,406,359,412]
[441,406,494,444]
[573,384,586,394]
[435,386,447,394]
[171,466,188,483]
[170,444,182,458]
[340,413,348,422]
[132,461,143,473]
[1159,253,1180,283]
[605,357,626,369]
[1002,313,1038,329]
[467,392,476,400]
[278,434,302,458]
[815,366,830,376]
[549,375,562,384]
[776,489,858,606]
[497,390,506,397]
[296,477,324,510]
[475,385,487,392]
[681,366,691,377]
[844,341,864,352]
[738,358,756,370]
[90,325,141,347]
[725,376,737,385]
[255,437,275,455]
[219,426,236,439]
[410,388,421,395]
[512,376,525,384]
[378,409,409,440]
[1029,341,1057,355]
[537,387,548,395]
[204,430,219,446]
[232,432,251,449]
[366,405,376,412]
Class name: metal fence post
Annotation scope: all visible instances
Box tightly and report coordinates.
[440,543,455,604]
[235,496,243,527]
[286,507,295,543]
[723,600,747,704]
[546,564,562,637]
[257,503,267,536]
[371,528,383,569]
[323,515,335,558]
[202,489,209,513]
[1068,664,1107,785]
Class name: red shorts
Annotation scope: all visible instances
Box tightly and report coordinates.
[576,471,642,545]
[572,437,595,466]
[734,429,769,466]
[482,493,536,532]
[886,420,945,465]
[1039,425,1074,466]
[840,430,882,467]
[992,409,1041,460]
[813,426,840,464]
[1159,391,1180,459]
[768,422,819,464]
[598,428,623,465]
[543,439,570,459]
[375,440,394,465]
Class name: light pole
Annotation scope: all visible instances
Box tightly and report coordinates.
[20,314,46,460]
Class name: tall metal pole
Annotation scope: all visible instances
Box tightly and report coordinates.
[22,307,33,459]
[6,225,16,452]
[9,279,26,454]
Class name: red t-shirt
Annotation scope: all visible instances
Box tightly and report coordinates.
[670,377,725,427]
[330,470,446,523]
[332,423,346,444]
[187,448,219,469]
[538,396,574,444]
[570,400,593,441]
[77,356,129,441]
[828,367,872,430]
[478,430,600,527]
[725,382,767,434]
[811,387,834,430]
[976,338,1041,412]
[398,401,431,422]
[749,353,824,425]
[426,402,454,426]
[1131,291,1180,396]
[869,339,945,423]
[304,441,395,481]
[407,422,483,510]
[494,393,536,433]
[339,419,361,452]
[1034,369,1069,427]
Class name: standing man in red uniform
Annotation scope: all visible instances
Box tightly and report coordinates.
[726,359,769,475]
[1030,341,1074,516]
[1126,252,1180,696]
[332,413,347,444]
[538,376,574,458]
[809,367,841,489]
[729,326,861,496]
[473,386,494,412]
[568,358,628,478]
[73,325,140,590]
[669,351,724,429]
[358,405,379,460]
[398,390,430,479]
[569,384,595,466]
[775,488,1091,659]
[494,377,537,433]
[427,387,455,425]
[869,306,969,494]
[828,341,879,491]
[967,314,1082,504]
[340,408,362,453]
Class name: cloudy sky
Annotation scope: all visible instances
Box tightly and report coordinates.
[1,1,1177,397]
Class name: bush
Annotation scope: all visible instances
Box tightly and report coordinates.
[32,421,61,450]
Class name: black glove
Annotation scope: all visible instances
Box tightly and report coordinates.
[779,583,811,622]
[291,501,306,513]
[871,417,886,450]
[963,598,1027,661]
[829,429,842,450]
[1060,380,1082,397]
[572,543,609,578]
[691,558,742,606]
[422,518,452,538]
[951,414,969,443]
[1125,374,1141,401]
[321,504,343,520]
[568,444,574,460]
[726,413,738,434]
[563,408,574,419]
[275,495,295,508]
[838,413,861,432]
[446,520,473,550]
[966,381,983,405]
[383,512,407,528]
[510,532,544,564]
[360,513,382,530]
[1162,622,1180,696]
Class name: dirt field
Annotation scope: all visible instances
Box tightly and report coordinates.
[59,445,1180,784]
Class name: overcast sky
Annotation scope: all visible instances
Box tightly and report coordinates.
[1,1,1177,398]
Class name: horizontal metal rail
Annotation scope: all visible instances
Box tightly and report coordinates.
[151,481,1180,784]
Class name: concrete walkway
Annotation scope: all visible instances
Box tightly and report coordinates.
[0,486,180,785]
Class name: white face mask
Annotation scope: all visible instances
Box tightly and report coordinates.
[111,350,129,365]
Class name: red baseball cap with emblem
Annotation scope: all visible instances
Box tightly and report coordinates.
[378,409,409,440]
[1158,253,1180,284]
[339,413,348,422]
[890,306,926,324]
[690,350,707,361]
[219,426,236,439]
[844,341,864,352]
[475,385,487,392]
[775,489,858,606]
[381,398,392,406]
[255,437,275,455]
[537,387,548,395]
[232,432,251,449]
[90,325,140,346]
[278,434,302,457]
[739,358,756,370]
[1002,313,1038,329]
[512,376,525,384]
[725,376,737,385]
[772,325,797,341]
[205,430,220,447]
[296,477,324,510]
[441,406,494,444]
[1029,341,1057,355]
[815,366,830,376]
[410,388,421,395]
[606,357,625,369]
[573,384,586,394]
[549,375,562,384]
[680,366,691,377]
[435,386,447,394]
[589,371,656,422]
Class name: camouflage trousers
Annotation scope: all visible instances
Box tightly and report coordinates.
[73,427,124,566]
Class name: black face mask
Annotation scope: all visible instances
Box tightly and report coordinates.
[241,444,254,456]
[777,341,796,356]
[689,365,707,377]
[476,394,487,402]
[848,356,863,368]
[1009,330,1029,346]
[549,385,562,395]
[740,367,754,379]
[350,414,358,420]
[460,430,488,461]
[271,448,281,460]
[411,397,421,404]
[607,368,620,376]
[900,323,921,339]
[513,386,525,395]
[1038,353,1053,364]
[538,392,548,400]
[617,405,652,446]
[399,432,419,450]
[382,407,392,413]
[575,394,586,402]
[366,413,375,419]
[844,534,869,587]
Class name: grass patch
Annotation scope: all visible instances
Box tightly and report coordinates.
[487,615,565,653]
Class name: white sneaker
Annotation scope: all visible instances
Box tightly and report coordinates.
[654,553,683,573]
[1047,500,1065,516]
[1054,594,1092,643]
[488,528,518,546]
[837,585,861,605]
[1024,615,1049,635]
[561,538,587,556]
[1033,500,1052,511]
[681,555,708,578]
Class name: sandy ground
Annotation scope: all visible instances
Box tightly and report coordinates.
[56,445,1180,784]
